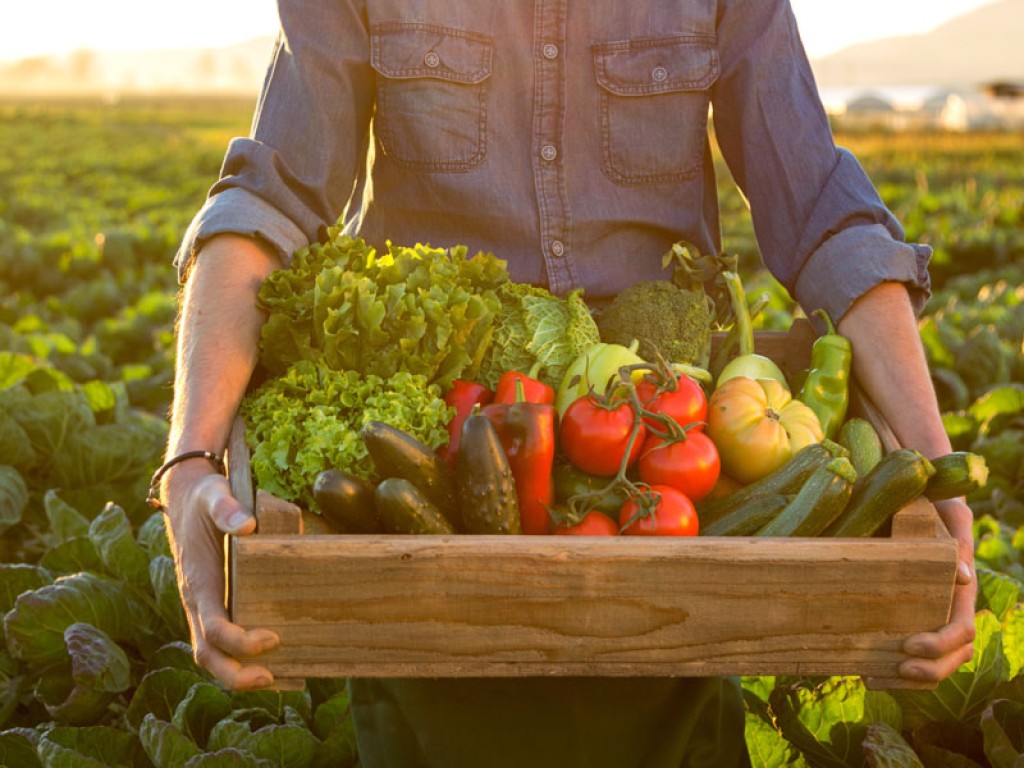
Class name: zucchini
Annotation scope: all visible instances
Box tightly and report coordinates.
[824,449,935,538]
[374,477,457,535]
[361,420,459,527]
[696,439,848,526]
[838,417,884,477]
[756,457,857,537]
[700,493,791,536]
[456,413,521,534]
[925,451,989,501]
[313,469,382,533]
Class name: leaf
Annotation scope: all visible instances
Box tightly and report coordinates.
[230,689,313,726]
[969,385,1024,432]
[909,719,987,766]
[0,563,51,616]
[0,466,28,536]
[4,572,157,665]
[43,490,91,543]
[862,722,924,767]
[173,682,234,750]
[769,677,903,768]
[147,641,208,679]
[36,622,132,725]
[126,667,206,730]
[88,502,151,585]
[137,511,172,559]
[977,569,1024,622]
[207,718,254,753]
[743,711,807,768]
[138,714,202,768]
[895,610,1009,729]
[39,537,104,576]
[242,723,320,768]
[36,725,141,768]
[0,728,42,768]
[184,749,275,768]
[312,690,353,742]
[981,698,1024,768]
[150,555,190,642]
[1005,605,1024,680]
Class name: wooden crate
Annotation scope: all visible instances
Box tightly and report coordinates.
[227,320,958,691]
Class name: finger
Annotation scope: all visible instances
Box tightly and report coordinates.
[899,640,975,683]
[193,635,278,690]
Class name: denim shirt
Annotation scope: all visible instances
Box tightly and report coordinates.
[177,0,931,324]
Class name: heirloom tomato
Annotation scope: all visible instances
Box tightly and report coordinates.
[706,376,823,484]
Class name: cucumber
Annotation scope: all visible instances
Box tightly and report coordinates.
[696,439,848,526]
[700,493,791,536]
[361,420,459,527]
[313,469,382,533]
[756,457,857,537]
[456,413,521,534]
[838,417,884,477]
[925,451,989,501]
[374,477,457,535]
[824,449,936,538]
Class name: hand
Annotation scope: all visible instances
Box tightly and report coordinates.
[899,497,977,683]
[163,462,281,689]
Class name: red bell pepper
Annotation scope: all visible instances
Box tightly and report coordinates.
[438,380,493,470]
[480,399,557,535]
[492,363,555,406]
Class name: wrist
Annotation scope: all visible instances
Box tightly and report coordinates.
[148,450,225,510]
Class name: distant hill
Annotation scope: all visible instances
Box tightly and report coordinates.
[809,0,1024,89]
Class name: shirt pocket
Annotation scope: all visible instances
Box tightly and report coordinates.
[371,22,493,172]
[593,36,719,185]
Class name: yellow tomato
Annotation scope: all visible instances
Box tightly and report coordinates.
[706,376,824,484]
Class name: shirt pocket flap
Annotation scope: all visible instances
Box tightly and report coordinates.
[371,23,493,84]
[594,37,719,96]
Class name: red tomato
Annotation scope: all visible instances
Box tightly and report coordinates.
[636,374,708,432]
[618,485,699,536]
[560,395,646,477]
[553,510,620,536]
[636,431,721,503]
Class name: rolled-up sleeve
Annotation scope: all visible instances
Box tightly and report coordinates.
[711,0,931,323]
[174,0,374,282]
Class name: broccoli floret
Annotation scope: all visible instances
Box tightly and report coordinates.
[596,280,712,367]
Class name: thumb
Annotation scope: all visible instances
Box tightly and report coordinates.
[198,474,257,535]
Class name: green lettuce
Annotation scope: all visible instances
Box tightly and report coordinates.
[240,363,452,511]
[256,231,508,391]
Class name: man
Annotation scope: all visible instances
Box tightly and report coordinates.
[157,1,976,764]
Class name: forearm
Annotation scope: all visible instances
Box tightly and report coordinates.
[167,235,281,458]
[836,281,950,460]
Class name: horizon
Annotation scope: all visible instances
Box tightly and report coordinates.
[0,0,1005,62]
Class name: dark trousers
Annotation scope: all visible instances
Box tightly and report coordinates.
[350,676,752,767]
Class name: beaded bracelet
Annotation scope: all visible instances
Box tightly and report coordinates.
[146,450,226,510]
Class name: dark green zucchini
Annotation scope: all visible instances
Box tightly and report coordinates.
[838,417,885,477]
[456,413,521,534]
[313,469,382,533]
[924,451,989,501]
[756,457,857,537]
[700,493,791,536]
[824,449,935,538]
[361,420,459,527]
[696,439,848,527]
[374,477,457,535]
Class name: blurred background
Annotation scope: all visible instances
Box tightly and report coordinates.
[2,0,1022,130]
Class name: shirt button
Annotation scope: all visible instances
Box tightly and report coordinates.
[424,51,441,68]
[542,43,559,60]
[540,144,557,161]
[652,66,668,83]
[551,240,565,258]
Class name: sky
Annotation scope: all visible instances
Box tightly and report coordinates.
[0,0,1003,61]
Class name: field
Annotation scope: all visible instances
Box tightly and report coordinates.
[0,99,1022,766]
